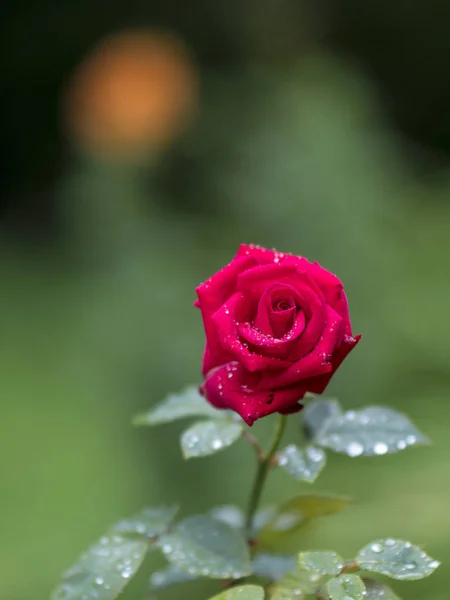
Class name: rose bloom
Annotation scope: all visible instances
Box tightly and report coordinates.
[196,244,360,425]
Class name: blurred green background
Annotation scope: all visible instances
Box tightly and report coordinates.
[2,1,450,599]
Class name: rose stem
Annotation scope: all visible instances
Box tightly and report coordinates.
[244,413,287,537]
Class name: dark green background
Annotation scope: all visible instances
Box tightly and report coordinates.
[1,2,450,599]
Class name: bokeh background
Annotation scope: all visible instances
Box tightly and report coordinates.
[2,2,450,599]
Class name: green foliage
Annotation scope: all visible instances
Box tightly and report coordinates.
[181,419,244,458]
[251,553,297,580]
[150,564,197,589]
[268,567,324,599]
[210,505,245,529]
[159,515,252,579]
[303,398,343,441]
[356,539,440,580]
[326,574,365,600]
[276,445,326,483]
[111,505,178,539]
[208,585,266,600]
[297,551,344,576]
[133,386,222,425]
[52,387,440,600]
[258,494,352,549]
[51,535,149,600]
[362,579,400,599]
[313,405,429,457]
[51,505,178,600]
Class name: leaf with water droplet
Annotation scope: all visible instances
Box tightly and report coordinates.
[251,554,297,580]
[181,419,243,458]
[150,564,197,589]
[326,574,365,599]
[111,505,178,539]
[258,494,352,549]
[133,386,222,426]
[208,585,265,600]
[298,551,344,576]
[356,539,440,580]
[52,535,148,600]
[303,398,343,441]
[276,445,326,483]
[268,567,323,599]
[159,515,251,579]
[362,580,400,599]
[210,505,245,530]
[314,406,430,457]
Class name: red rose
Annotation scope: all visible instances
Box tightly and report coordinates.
[195,244,361,426]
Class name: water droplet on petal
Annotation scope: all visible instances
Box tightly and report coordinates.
[371,543,383,553]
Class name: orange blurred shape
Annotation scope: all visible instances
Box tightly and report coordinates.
[63,30,198,155]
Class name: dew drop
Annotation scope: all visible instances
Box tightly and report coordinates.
[385,538,396,547]
[397,440,407,450]
[371,542,383,553]
[347,441,364,457]
[307,447,324,462]
[212,439,223,450]
[121,568,133,579]
[94,577,104,585]
[430,560,440,569]
[406,435,416,445]
[374,442,389,455]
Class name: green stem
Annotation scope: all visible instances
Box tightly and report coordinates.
[244,414,287,536]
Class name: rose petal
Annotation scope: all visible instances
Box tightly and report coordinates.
[237,310,306,360]
[303,333,361,394]
[260,306,344,388]
[211,293,292,372]
[201,362,307,425]
[196,255,256,373]
[236,263,300,299]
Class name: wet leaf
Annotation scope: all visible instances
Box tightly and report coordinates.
[303,398,343,441]
[298,551,344,576]
[357,538,440,580]
[52,534,149,600]
[258,493,352,548]
[269,568,323,600]
[251,553,297,580]
[111,505,178,539]
[208,584,265,600]
[277,445,326,483]
[159,515,251,579]
[133,386,220,425]
[362,580,400,599]
[210,505,245,529]
[181,419,243,458]
[326,574,365,600]
[150,564,197,589]
[315,406,430,457]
